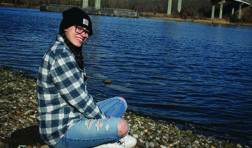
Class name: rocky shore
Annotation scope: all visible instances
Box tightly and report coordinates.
[0,67,250,148]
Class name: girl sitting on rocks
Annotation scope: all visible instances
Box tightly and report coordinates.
[37,7,136,148]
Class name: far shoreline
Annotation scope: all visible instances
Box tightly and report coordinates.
[139,15,252,27]
[1,2,252,27]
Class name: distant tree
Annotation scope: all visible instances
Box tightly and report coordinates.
[197,0,212,17]
[179,9,187,19]
[2,0,251,23]
[89,0,94,7]
[242,6,252,23]
[230,13,240,22]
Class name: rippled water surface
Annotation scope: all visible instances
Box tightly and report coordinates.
[0,7,252,145]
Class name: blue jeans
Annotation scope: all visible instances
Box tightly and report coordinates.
[55,97,127,148]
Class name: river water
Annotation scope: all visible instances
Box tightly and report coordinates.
[0,7,252,145]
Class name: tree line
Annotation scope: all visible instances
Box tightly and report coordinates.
[1,0,251,23]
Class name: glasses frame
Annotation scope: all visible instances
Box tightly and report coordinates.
[75,26,89,35]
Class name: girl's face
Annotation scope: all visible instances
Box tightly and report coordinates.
[64,25,89,47]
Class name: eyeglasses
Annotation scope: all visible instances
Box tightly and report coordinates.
[75,26,89,35]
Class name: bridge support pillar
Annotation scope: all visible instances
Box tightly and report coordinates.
[211,5,215,20]
[238,3,242,19]
[219,2,224,19]
[167,0,172,15]
[82,0,88,8]
[178,0,182,13]
[95,0,101,9]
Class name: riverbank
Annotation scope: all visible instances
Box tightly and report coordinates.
[138,12,252,27]
[1,2,252,27]
[0,66,250,148]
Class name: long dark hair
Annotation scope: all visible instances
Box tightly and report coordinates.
[59,29,85,70]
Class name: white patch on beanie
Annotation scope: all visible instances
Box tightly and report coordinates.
[83,18,89,26]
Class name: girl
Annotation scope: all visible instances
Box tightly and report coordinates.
[37,7,136,148]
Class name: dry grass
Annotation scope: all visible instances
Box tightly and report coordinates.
[139,12,252,27]
[0,2,15,7]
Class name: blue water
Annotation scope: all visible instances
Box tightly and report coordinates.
[0,7,252,145]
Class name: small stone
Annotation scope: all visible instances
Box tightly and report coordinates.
[133,134,139,139]
[29,114,36,119]
[236,144,242,148]
[154,142,160,148]
[149,142,154,147]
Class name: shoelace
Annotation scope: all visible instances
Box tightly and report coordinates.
[118,136,127,148]
[118,140,125,148]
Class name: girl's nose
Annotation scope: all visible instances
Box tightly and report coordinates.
[81,32,89,38]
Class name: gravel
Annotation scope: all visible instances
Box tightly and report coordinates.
[0,67,250,148]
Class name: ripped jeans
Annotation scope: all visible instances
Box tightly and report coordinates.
[55,97,128,148]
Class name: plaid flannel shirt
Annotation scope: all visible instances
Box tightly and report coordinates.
[37,35,106,147]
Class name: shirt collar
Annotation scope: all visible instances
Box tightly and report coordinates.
[57,34,64,42]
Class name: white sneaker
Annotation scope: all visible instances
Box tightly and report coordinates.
[119,135,137,148]
[93,142,124,148]
[93,135,137,148]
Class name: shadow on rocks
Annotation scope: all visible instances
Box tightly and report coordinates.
[10,125,46,148]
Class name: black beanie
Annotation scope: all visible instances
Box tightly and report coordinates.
[59,7,93,36]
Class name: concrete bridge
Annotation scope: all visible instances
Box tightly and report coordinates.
[211,0,252,19]
[82,0,182,16]
[82,0,100,9]
[167,0,182,15]
[84,0,251,20]
[41,2,138,18]
[166,0,252,19]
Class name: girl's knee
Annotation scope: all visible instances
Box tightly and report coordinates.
[118,119,129,136]
[118,97,126,103]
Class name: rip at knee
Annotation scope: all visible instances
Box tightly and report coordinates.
[118,119,129,136]
[118,97,126,103]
